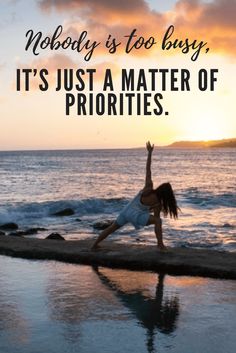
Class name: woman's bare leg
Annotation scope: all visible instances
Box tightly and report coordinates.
[147,215,165,249]
[91,222,121,250]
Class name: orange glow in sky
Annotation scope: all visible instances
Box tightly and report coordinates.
[0,0,235,150]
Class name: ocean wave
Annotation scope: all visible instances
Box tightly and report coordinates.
[178,188,236,208]
[0,197,127,224]
[0,189,235,227]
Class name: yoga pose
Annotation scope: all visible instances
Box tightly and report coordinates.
[91,142,179,250]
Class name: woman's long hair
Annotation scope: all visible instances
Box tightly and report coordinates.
[155,182,179,219]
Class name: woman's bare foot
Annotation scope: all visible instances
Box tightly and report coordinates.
[91,244,101,251]
[157,244,167,251]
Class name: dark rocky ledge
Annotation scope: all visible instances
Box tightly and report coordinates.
[0,235,235,279]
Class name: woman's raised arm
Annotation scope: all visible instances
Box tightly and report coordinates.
[144,141,154,190]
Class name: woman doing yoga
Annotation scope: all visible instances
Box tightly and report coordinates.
[91,142,179,250]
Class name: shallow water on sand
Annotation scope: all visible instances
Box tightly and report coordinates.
[0,148,235,251]
[0,255,235,353]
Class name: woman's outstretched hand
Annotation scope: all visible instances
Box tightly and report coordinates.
[146,141,154,153]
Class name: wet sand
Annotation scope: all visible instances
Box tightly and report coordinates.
[0,235,235,279]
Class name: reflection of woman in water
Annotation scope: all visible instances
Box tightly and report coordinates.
[92,141,179,250]
[93,267,179,353]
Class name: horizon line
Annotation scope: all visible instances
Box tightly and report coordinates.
[0,137,235,153]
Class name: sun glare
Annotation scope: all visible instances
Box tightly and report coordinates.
[184,109,228,141]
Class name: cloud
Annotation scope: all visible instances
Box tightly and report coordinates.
[39,0,149,20]
[38,0,165,53]
[27,53,78,71]
[39,0,164,31]
[174,0,236,29]
[90,61,120,81]
[0,63,5,71]
[17,54,77,89]
[38,0,236,58]
[18,53,120,89]
[171,0,236,56]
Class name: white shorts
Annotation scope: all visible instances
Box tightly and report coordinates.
[116,208,150,229]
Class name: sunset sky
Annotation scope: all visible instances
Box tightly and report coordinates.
[0,0,235,150]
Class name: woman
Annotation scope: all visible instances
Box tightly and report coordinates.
[91,141,179,250]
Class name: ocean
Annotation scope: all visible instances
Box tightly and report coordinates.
[0,148,235,251]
